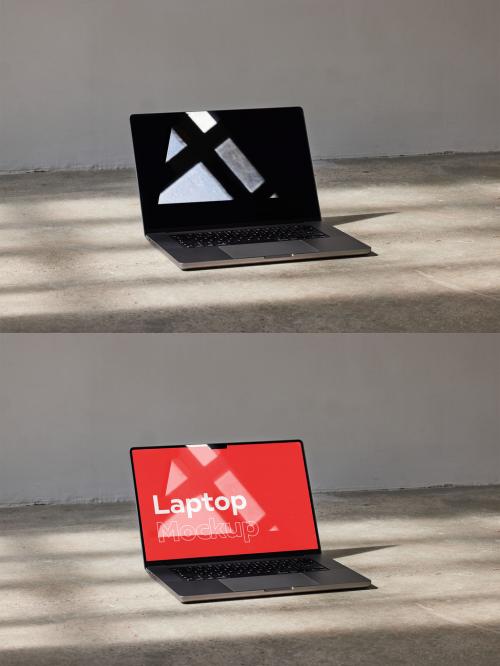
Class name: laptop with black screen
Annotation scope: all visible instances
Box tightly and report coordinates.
[130,440,371,602]
[130,107,371,269]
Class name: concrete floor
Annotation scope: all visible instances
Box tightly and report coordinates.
[0,153,499,332]
[1,487,499,665]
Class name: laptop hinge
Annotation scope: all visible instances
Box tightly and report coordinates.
[146,550,321,569]
[148,218,320,235]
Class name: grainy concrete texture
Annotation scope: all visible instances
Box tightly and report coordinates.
[1,487,499,665]
[2,1,500,170]
[0,153,499,332]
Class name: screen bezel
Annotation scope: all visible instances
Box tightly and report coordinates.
[130,107,321,234]
[130,439,321,567]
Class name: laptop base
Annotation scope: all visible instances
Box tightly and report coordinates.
[147,553,371,603]
[148,221,371,270]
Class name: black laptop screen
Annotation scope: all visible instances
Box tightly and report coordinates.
[131,441,320,564]
[130,107,321,233]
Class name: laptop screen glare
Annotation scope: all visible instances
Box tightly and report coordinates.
[131,441,319,562]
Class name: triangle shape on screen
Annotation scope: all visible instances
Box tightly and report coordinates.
[165,461,187,495]
[158,163,233,204]
[166,129,187,162]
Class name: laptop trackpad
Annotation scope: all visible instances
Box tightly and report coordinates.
[222,573,316,592]
[221,240,317,260]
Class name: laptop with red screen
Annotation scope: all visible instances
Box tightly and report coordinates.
[130,440,371,602]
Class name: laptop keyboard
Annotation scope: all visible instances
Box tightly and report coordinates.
[172,557,327,581]
[170,224,327,248]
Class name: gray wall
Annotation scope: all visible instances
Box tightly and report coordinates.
[1,0,499,171]
[0,334,498,504]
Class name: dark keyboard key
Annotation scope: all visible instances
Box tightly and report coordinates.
[170,225,327,248]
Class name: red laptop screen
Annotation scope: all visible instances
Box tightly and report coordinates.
[131,441,319,562]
